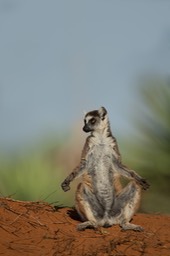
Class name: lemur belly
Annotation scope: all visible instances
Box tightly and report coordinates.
[87,144,114,212]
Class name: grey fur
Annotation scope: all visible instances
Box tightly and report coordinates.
[61,107,149,231]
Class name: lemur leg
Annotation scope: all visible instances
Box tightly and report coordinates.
[75,183,104,231]
[114,181,143,231]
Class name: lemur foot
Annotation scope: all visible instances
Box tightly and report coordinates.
[77,221,98,231]
[121,222,144,232]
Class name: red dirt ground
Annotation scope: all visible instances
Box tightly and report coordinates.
[0,198,170,256]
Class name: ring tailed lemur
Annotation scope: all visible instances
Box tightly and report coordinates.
[61,107,149,231]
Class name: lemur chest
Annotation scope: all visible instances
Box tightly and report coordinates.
[86,137,114,201]
[92,144,111,161]
[87,136,113,171]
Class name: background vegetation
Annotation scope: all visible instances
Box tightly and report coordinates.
[124,77,170,213]
[0,78,170,213]
[0,137,74,206]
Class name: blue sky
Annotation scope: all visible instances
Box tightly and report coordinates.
[0,0,170,148]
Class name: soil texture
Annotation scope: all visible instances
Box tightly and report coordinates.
[0,198,170,256]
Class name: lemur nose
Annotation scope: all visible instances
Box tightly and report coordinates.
[83,125,91,133]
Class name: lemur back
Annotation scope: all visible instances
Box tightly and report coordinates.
[61,107,149,231]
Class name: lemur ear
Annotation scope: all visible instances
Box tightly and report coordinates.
[98,107,107,120]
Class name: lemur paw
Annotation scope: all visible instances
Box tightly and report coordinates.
[61,181,70,192]
[139,178,150,190]
[121,223,144,232]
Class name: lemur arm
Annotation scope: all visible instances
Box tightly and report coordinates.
[111,138,149,190]
[61,159,86,192]
[112,159,150,190]
[111,136,122,162]
[61,137,90,192]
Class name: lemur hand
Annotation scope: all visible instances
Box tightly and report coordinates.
[129,171,150,190]
[61,180,70,192]
[136,177,150,190]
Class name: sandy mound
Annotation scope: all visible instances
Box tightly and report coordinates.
[0,198,170,256]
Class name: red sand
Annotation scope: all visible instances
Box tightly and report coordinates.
[0,198,170,256]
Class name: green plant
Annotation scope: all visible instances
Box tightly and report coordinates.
[0,142,74,206]
[124,77,170,213]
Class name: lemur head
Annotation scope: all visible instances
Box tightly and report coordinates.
[83,107,108,133]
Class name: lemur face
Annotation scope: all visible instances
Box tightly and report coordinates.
[83,107,107,133]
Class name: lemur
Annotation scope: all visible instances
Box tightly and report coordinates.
[61,107,149,231]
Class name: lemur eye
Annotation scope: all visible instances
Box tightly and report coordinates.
[90,118,96,124]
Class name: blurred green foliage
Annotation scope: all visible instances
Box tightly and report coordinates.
[124,76,170,213]
[0,139,74,207]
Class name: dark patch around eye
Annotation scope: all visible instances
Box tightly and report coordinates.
[90,118,96,124]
